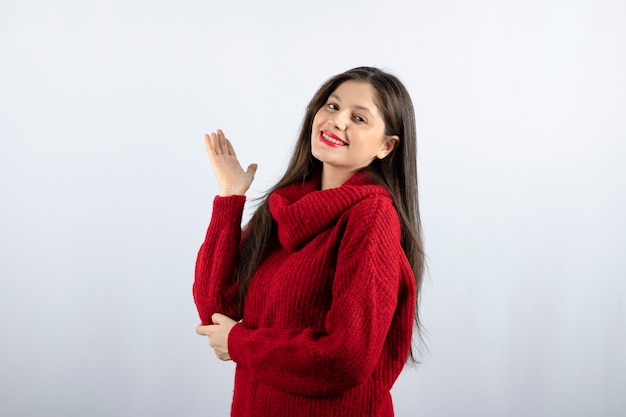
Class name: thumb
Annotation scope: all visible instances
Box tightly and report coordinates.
[246,163,258,176]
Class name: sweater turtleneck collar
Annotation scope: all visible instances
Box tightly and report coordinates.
[269,172,391,250]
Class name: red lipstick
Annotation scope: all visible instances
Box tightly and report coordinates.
[320,130,347,148]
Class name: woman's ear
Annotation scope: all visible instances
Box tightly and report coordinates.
[376,135,400,159]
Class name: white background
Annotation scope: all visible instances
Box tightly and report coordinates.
[1,1,625,416]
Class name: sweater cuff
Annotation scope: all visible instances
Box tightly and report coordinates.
[210,195,246,228]
[228,322,251,367]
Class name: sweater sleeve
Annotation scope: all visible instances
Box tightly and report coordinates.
[193,195,246,324]
[227,198,413,396]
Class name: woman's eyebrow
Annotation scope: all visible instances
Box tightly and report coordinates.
[330,93,342,102]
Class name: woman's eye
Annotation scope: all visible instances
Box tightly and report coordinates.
[354,115,366,123]
[327,103,338,110]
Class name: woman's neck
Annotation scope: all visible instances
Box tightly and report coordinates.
[321,167,353,190]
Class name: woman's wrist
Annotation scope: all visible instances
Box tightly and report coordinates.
[219,185,248,197]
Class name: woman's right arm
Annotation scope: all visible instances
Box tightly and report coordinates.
[193,131,257,324]
[193,195,245,324]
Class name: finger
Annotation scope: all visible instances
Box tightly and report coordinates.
[204,133,212,155]
[196,324,207,335]
[216,129,229,155]
[211,313,225,325]
[196,324,216,336]
[225,138,237,158]
[207,133,221,157]
[204,134,218,160]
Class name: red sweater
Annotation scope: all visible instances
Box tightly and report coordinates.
[194,173,416,417]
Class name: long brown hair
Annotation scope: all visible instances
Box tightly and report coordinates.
[236,66,425,358]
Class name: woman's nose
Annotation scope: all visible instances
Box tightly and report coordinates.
[328,115,346,130]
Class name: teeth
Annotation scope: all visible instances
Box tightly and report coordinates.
[322,132,346,146]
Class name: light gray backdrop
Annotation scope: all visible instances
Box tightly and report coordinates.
[1,0,624,416]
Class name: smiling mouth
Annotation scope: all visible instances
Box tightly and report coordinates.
[320,131,347,147]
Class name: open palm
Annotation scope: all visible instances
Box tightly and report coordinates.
[204,129,258,196]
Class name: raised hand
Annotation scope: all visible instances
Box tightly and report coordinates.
[204,129,258,196]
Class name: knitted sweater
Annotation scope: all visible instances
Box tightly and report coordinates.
[194,173,416,417]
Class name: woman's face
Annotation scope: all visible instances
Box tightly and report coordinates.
[310,80,396,179]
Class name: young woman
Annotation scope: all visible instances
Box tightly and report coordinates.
[194,67,425,417]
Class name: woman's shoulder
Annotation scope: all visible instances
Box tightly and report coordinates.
[337,190,404,263]
[341,173,396,212]
[348,191,398,221]
[339,186,401,239]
